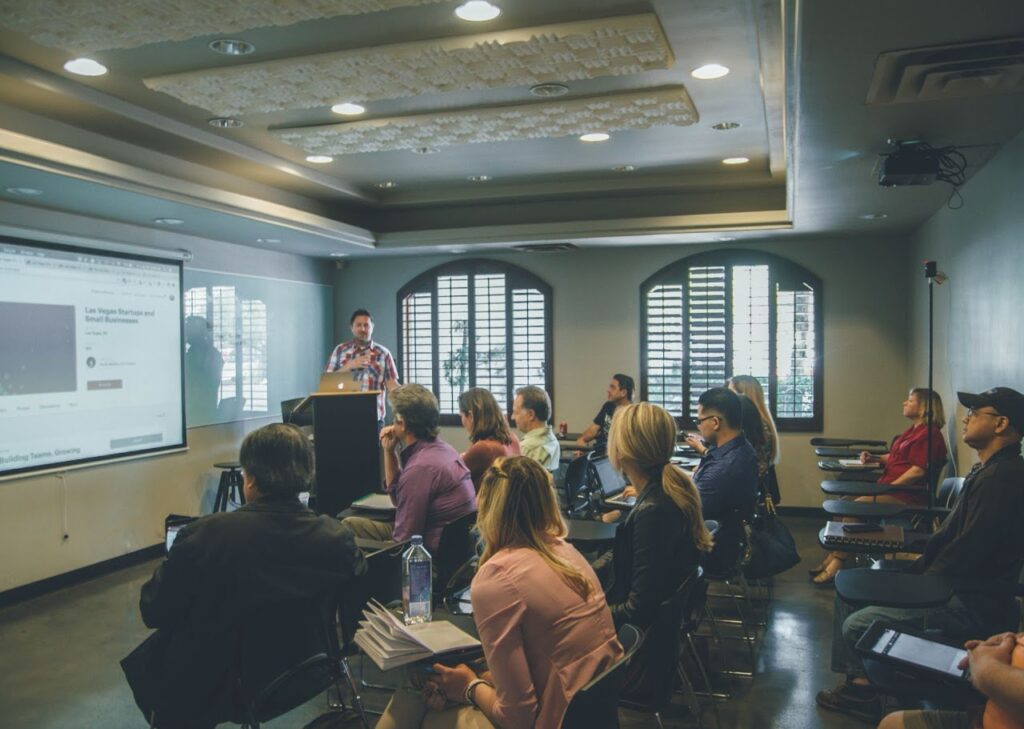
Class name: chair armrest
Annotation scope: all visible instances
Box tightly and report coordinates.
[836,568,952,608]
[821,500,906,519]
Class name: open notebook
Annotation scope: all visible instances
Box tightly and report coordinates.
[354,600,481,671]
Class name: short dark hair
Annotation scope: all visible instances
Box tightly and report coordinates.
[613,373,635,401]
[239,423,314,498]
[516,385,551,424]
[389,383,440,440]
[697,387,741,429]
[350,308,372,324]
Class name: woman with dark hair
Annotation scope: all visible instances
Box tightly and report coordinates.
[458,388,521,491]
[376,456,623,729]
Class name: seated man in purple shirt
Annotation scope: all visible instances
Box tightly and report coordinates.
[687,386,760,575]
[343,383,476,552]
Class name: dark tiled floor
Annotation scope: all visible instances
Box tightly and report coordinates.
[0,516,869,728]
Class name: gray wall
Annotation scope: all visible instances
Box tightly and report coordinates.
[335,236,913,507]
[908,128,1024,473]
[0,204,333,593]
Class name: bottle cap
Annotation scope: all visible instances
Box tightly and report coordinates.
[411,535,423,545]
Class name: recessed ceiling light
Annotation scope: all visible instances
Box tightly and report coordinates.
[305,155,333,164]
[5,186,44,196]
[256,237,281,244]
[530,83,569,98]
[331,102,366,116]
[691,63,730,80]
[329,252,349,258]
[468,175,491,182]
[63,58,107,76]
[447,246,468,254]
[612,165,637,173]
[209,39,255,56]
[722,157,750,165]
[580,132,610,143]
[208,117,243,128]
[412,147,440,155]
[154,218,184,226]
[377,181,398,189]
[859,213,888,220]
[712,121,741,131]
[455,1,501,21]
[716,236,737,241]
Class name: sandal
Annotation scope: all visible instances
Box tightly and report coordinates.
[808,557,833,576]
[811,556,846,586]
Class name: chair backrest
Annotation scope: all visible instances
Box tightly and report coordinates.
[281,397,312,427]
[939,476,966,509]
[435,511,478,599]
[560,623,644,729]
[562,454,592,516]
[235,593,340,725]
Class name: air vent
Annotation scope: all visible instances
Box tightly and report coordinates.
[512,243,579,252]
[867,36,1024,105]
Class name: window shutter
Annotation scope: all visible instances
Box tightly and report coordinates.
[776,287,816,418]
[687,266,727,418]
[645,283,684,415]
[401,291,433,390]
[474,273,508,404]
[240,298,267,412]
[731,264,771,394]
[437,274,469,414]
[511,287,546,393]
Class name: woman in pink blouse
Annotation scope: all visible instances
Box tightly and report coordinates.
[458,388,521,491]
[376,456,623,729]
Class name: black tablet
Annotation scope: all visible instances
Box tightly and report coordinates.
[855,621,970,683]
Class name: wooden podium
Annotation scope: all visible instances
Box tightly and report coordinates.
[294,391,380,517]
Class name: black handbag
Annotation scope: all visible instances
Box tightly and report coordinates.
[742,495,800,579]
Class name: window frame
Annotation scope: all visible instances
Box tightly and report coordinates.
[396,258,554,426]
[639,249,824,432]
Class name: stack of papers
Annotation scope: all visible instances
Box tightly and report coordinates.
[838,459,877,469]
[354,600,481,671]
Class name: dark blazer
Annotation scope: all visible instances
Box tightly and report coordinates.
[593,482,701,703]
[121,496,367,728]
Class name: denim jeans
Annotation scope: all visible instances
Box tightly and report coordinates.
[830,593,990,678]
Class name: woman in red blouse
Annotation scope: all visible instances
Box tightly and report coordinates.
[458,388,521,491]
[810,388,947,585]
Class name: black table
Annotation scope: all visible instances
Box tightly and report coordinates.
[822,499,907,519]
[835,568,953,608]
[810,438,889,448]
[814,446,889,458]
[821,480,895,497]
[817,459,884,475]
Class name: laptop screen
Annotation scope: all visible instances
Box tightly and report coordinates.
[591,457,627,496]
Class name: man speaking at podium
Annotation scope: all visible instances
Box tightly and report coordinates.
[325,308,399,428]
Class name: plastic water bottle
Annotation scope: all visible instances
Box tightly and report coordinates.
[402,535,433,624]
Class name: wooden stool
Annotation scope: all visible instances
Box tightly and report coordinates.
[213,462,245,512]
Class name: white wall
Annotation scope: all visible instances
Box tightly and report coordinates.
[0,204,333,593]
[908,128,1024,473]
[335,236,913,507]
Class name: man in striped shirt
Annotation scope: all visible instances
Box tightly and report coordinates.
[325,308,399,427]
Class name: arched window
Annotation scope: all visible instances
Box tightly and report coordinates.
[398,259,553,423]
[641,250,823,431]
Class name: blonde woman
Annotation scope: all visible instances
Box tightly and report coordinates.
[592,402,713,702]
[810,387,948,585]
[376,456,623,729]
[458,388,521,491]
[727,375,781,494]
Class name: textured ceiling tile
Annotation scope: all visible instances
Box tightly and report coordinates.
[0,0,450,53]
[273,87,697,154]
[144,15,674,116]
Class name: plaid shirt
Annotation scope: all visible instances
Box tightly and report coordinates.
[325,339,398,421]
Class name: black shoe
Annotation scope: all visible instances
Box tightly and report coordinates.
[815,682,882,723]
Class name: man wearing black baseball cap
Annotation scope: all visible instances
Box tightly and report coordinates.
[818,386,1024,722]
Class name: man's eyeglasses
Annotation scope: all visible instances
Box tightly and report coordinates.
[695,414,719,425]
[963,408,1002,422]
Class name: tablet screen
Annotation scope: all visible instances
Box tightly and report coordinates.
[873,629,967,677]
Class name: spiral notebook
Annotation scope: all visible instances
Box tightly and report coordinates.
[823,521,904,550]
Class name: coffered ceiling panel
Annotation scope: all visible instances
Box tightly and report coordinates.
[0,0,449,53]
[144,15,674,116]
[275,87,697,155]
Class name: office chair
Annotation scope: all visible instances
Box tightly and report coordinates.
[280,396,313,427]
[561,623,644,729]
[435,511,478,605]
[562,453,593,517]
